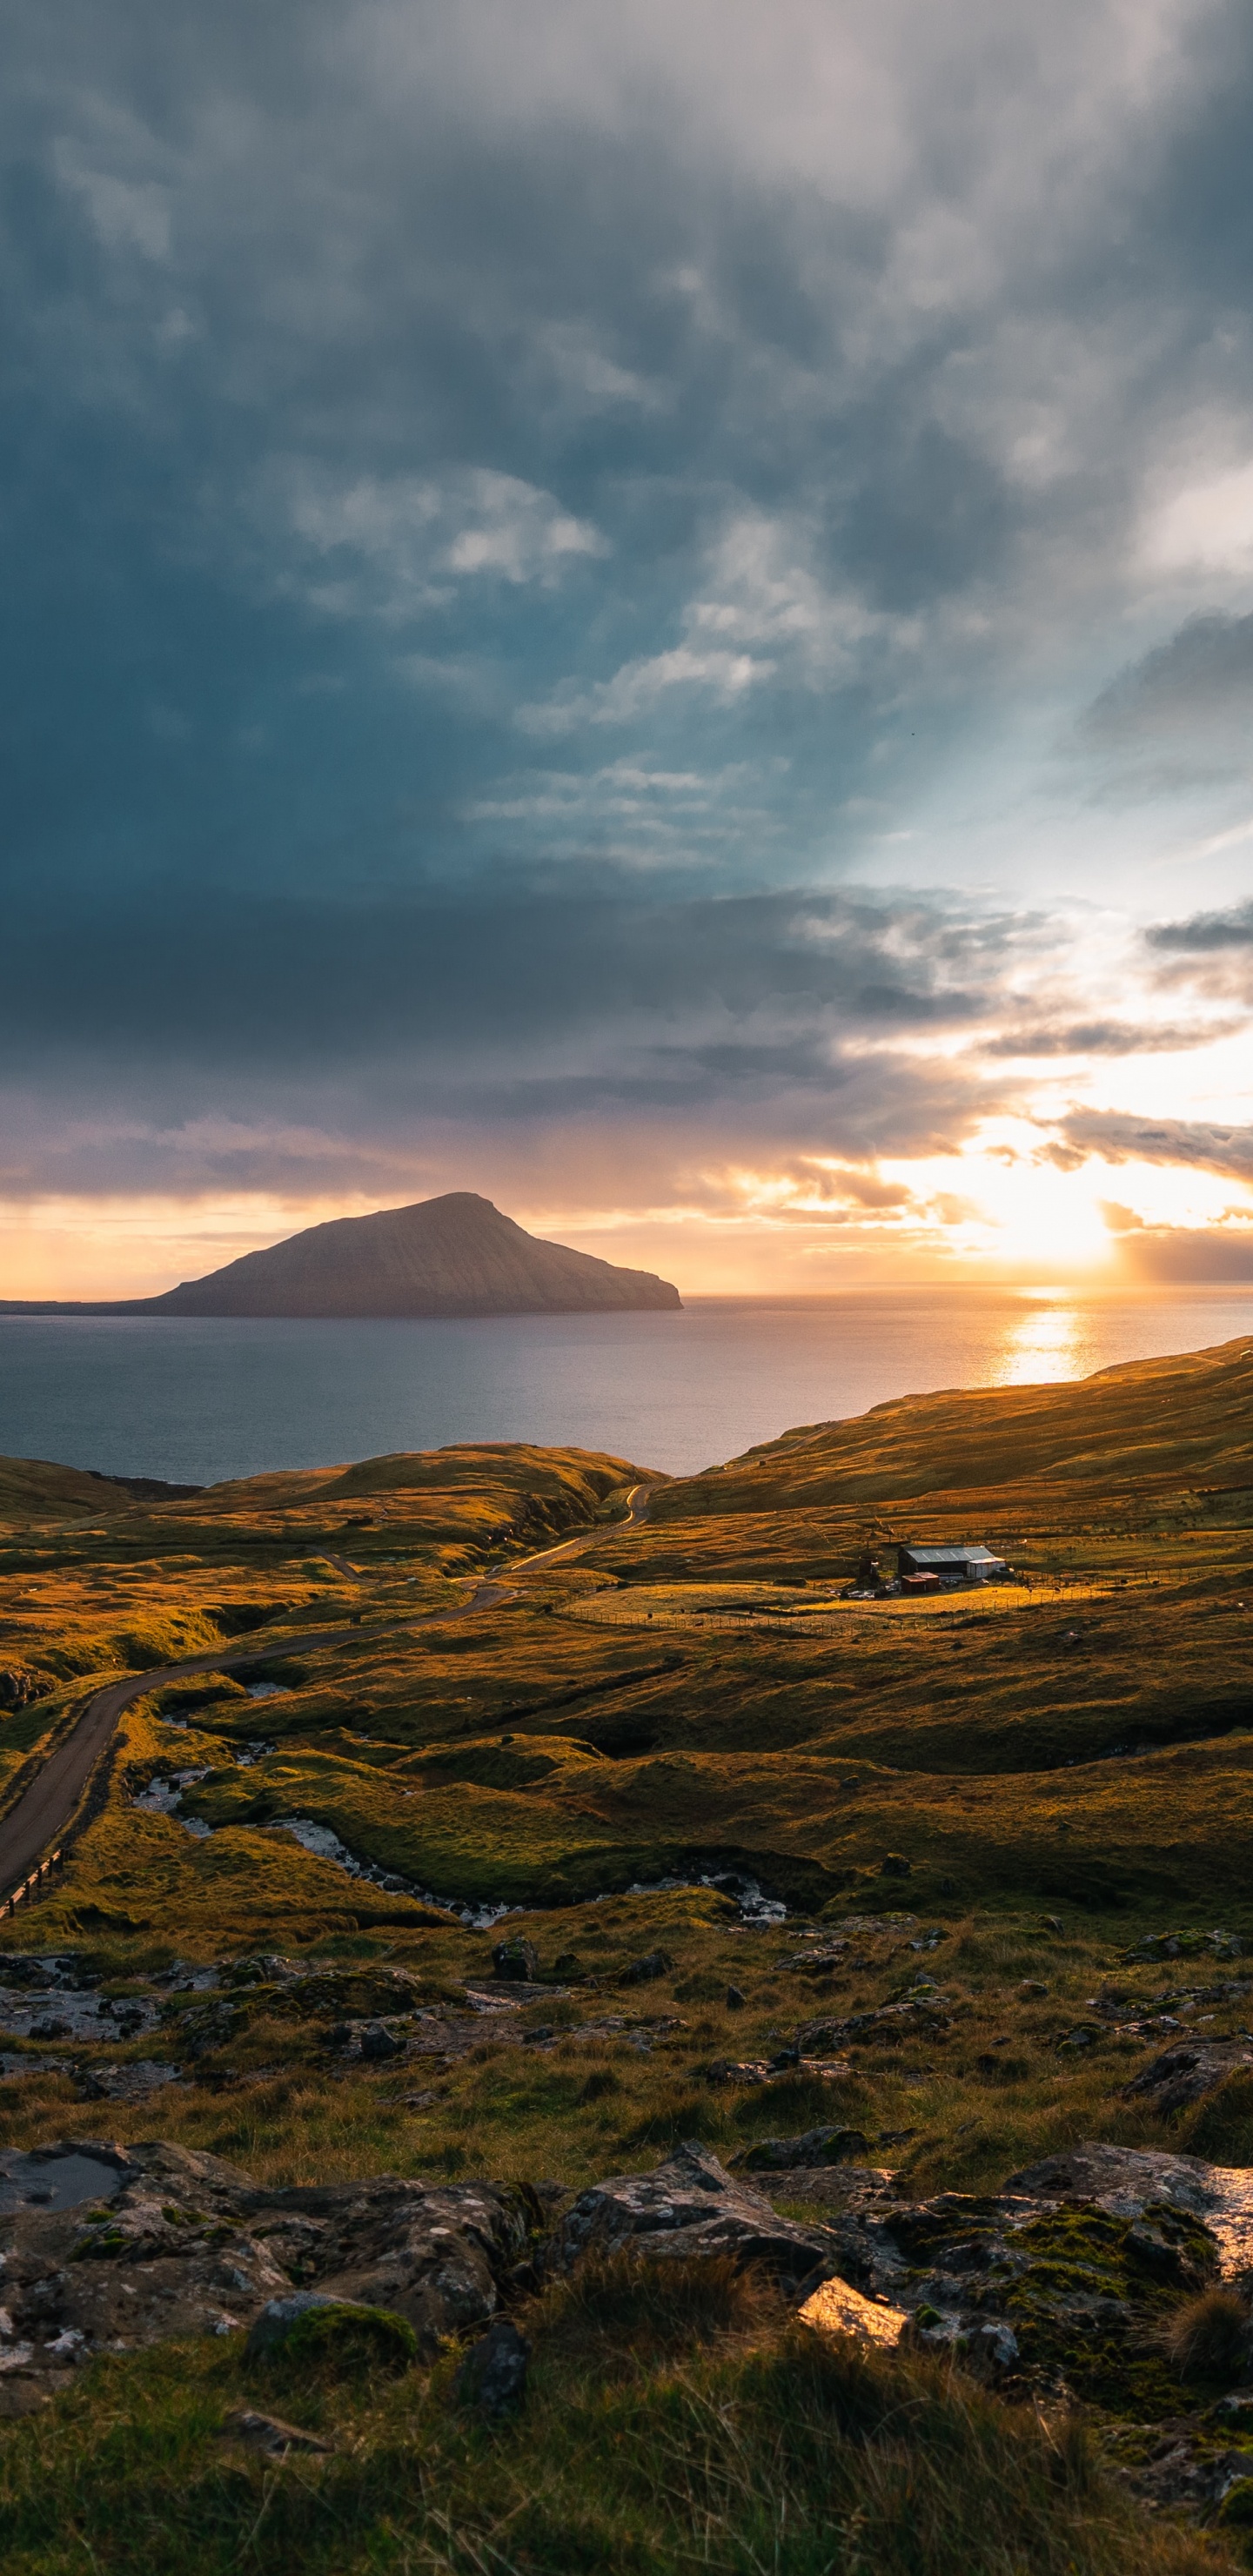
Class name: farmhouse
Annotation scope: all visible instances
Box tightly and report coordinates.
[898,1542,1007,1586]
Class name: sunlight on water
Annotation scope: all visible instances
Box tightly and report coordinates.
[994,1295,1089,1385]
[1,1285,1251,1482]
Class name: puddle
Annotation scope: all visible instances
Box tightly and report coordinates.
[245,1682,287,1701]
[0,2149,125,2216]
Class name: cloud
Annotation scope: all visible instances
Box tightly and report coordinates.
[52,138,171,261]
[1142,461,1253,573]
[1058,1109,1253,1183]
[7,0,1253,1263]
[517,643,770,735]
[278,465,608,620]
[1147,897,1253,952]
[977,1014,1242,1057]
[1084,612,1253,748]
[0,877,1025,1212]
[1116,1226,1253,1282]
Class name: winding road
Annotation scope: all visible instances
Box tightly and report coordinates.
[0,1485,652,1902]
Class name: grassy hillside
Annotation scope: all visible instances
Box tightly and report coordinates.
[656,1331,1253,1524]
[3,1346,1253,2571]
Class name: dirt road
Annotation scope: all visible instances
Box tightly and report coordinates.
[0,1486,653,1901]
[0,1624,378,1902]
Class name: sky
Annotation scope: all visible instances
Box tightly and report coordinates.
[4,0,1253,1298]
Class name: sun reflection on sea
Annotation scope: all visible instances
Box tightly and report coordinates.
[994,1293,1090,1385]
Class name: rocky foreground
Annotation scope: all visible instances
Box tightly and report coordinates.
[6,2126,1253,2526]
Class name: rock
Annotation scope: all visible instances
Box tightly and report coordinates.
[246,2291,416,2372]
[454,2316,530,2413]
[74,2062,181,2103]
[1002,2143,1253,2274]
[492,1938,539,1982]
[0,1669,49,1711]
[28,2018,73,2043]
[326,2016,412,2062]
[245,2291,362,2355]
[1123,2040,1253,2116]
[551,2141,835,2288]
[1121,1929,1244,1965]
[358,2021,407,2063]
[706,2056,850,2088]
[736,2128,870,2174]
[798,1994,950,2052]
[0,2138,544,2368]
[968,2320,1020,2374]
[797,2277,907,2345]
[769,2137,1253,2415]
[725,1986,747,2009]
[620,1951,674,1985]
[879,1855,911,1879]
[220,2406,333,2455]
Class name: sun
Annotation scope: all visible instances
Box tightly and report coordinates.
[961,1155,1113,1271]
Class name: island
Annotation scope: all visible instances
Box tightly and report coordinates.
[0,1191,683,1318]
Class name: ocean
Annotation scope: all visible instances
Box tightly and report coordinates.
[0,1285,1250,1488]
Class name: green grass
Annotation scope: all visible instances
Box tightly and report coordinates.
[0,2278,1235,2576]
[5,1340,1253,2568]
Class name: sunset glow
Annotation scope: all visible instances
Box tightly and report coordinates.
[3,1,1253,1305]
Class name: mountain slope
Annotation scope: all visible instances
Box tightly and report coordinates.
[1,1194,681,1319]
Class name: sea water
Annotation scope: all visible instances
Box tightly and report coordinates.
[0,1285,1250,1486]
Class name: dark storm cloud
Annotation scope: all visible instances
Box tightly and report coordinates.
[0,881,998,1097]
[0,875,1012,1197]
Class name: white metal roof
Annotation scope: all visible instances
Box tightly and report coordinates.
[901,1544,1005,1566]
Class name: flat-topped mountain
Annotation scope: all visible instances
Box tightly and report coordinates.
[1,1192,682,1319]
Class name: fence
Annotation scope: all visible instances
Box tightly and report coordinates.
[0,1848,64,1919]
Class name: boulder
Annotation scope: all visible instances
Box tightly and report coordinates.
[245,2291,416,2371]
[797,2276,907,2346]
[737,2127,870,2173]
[1122,2040,1253,2116]
[1003,2143,1253,2271]
[74,2063,181,2103]
[492,1938,539,1982]
[455,2316,530,2413]
[550,2141,836,2287]
[0,2138,546,2393]
[620,1951,674,1986]
[246,2291,370,2356]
